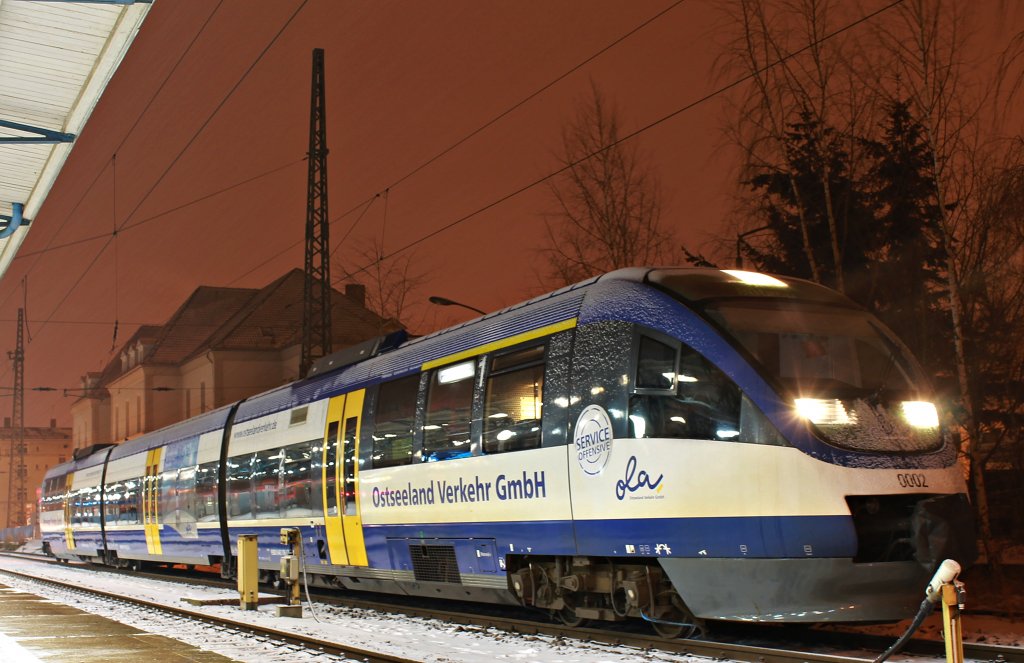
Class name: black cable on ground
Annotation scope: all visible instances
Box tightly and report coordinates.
[872,599,934,663]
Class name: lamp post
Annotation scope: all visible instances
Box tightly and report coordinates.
[735,224,772,269]
[428,296,485,316]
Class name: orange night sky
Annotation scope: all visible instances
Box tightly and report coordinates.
[0,0,1019,427]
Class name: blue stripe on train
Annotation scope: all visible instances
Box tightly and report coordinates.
[87,512,857,573]
[105,526,223,561]
[360,513,857,570]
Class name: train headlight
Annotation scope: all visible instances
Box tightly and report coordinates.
[901,401,939,428]
[794,398,854,425]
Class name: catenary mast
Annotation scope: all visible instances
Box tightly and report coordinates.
[5,309,25,528]
[301,48,332,379]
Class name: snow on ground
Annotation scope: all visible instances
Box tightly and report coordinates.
[2,550,1022,662]
[0,556,706,663]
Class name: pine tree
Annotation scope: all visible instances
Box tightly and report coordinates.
[743,112,877,305]
[865,100,952,376]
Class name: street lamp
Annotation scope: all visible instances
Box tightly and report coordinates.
[428,296,485,316]
[735,224,772,269]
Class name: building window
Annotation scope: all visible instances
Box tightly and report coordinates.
[125,402,130,438]
[200,382,207,413]
[114,406,119,438]
[185,392,191,419]
[136,396,141,433]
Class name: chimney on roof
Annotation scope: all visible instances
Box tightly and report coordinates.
[345,283,366,307]
[3,417,9,428]
[50,418,57,429]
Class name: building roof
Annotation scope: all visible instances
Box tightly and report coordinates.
[0,1,152,283]
[145,285,256,364]
[197,268,398,357]
[81,270,401,391]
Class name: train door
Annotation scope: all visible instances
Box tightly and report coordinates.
[62,473,75,552]
[143,448,163,555]
[321,391,368,566]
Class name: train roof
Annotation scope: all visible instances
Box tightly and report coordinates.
[232,271,603,424]
[47,266,851,469]
[107,403,236,462]
[151,267,856,427]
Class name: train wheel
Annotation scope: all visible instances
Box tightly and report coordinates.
[555,604,589,629]
[649,591,700,639]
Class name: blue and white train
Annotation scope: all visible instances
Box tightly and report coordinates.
[40,268,975,635]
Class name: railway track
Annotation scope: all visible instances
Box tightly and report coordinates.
[2,552,1021,663]
[0,564,414,662]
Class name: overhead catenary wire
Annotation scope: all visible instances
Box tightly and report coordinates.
[230,0,689,286]
[111,154,119,351]
[5,1,903,393]
[334,0,908,286]
[0,1,228,314]
[26,0,311,344]
[11,159,305,263]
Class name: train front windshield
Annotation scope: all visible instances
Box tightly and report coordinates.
[655,270,944,453]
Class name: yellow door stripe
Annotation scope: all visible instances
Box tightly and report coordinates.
[144,448,163,556]
[64,472,75,551]
[341,389,368,567]
[421,318,576,371]
[323,395,348,566]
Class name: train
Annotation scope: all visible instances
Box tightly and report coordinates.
[40,267,975,637]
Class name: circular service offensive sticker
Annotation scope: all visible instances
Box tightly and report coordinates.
[574,404,613,475]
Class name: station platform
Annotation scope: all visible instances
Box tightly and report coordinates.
[0,581,234,662]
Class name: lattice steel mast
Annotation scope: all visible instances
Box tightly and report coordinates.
[5,309,25,528]
[301,47,332,379]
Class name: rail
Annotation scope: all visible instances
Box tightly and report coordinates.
[2,552,1021,663]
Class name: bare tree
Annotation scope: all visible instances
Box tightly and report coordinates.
[541,83,673,287]
[869,0,996,556]
[870,0,1024,564]
[335,239,432,334]
[718,0,876,291]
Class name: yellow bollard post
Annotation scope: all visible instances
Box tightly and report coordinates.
[940,581,965,663]
[237,534,259,611]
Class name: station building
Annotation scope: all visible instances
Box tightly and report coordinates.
[0,420,72,532]
[70,269,399,450]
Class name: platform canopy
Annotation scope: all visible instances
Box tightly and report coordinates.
[0,0,153,282]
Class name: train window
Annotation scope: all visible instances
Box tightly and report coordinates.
[159,468,178,523]
[252,448,283,518]
[122,477,140,525]
[324,422,339,517]
[280,442,314,517]
[423,360,475,462]
[104,480,123,524]
[194,461,219,521]
[636,337,677,390]
[176,465,197,523]
[309,440,325,514]
[372,375,419,468]
[342,417,358,515]
[227,453,254,519]
[629,341,742,441]
[484,345,544,454]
